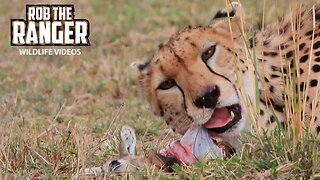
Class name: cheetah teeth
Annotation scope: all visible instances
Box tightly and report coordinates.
[230,111,235,120]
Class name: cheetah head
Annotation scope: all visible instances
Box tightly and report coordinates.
[133,2,252,148]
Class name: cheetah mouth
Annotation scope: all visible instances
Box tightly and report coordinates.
[204,104,242,133]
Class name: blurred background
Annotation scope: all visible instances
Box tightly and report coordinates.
[0,0,316,178]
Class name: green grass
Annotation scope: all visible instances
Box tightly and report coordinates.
[0,0,319,179]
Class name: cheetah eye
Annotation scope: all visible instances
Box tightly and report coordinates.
[201,45,216,61]
[158,79,176,90]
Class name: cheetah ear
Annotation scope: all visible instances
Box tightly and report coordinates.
[210,2,245,35]
[119,126,136,157]
[131,60,150,79]
[212,2,243,20]
[130,60,149,72]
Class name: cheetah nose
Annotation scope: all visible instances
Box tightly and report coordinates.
[194,86,220,108]
[109,160,121,169]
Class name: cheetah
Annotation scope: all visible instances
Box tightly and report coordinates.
[132,1,320,149]
[83,1,320,175]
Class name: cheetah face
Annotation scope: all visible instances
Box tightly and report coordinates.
[133,2,251,145]
[134,32,247,137]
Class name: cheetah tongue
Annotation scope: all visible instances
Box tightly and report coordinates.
[159,125,222,165]
[204,107,232,128]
